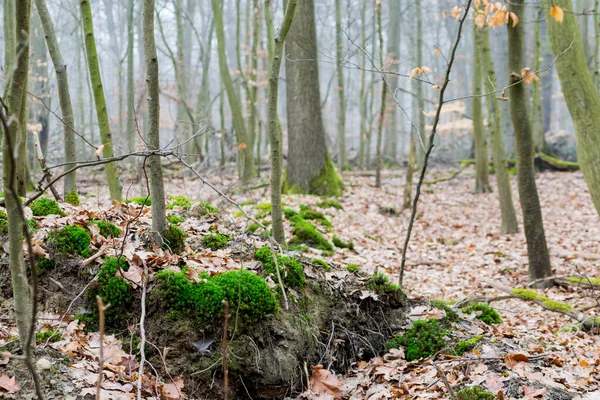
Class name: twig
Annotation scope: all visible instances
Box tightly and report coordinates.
[136,261,148,400]
[81,246,107,266]
[434,365,457,400]
[96,296,109,400]
[222,301,230,400]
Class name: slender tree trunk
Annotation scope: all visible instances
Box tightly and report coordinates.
[366,13,377,170]
[357,0,367,170]
[142,0,166,243]
[283,0,342,196]
[383,0,400,164]
[403,125,416,209]
[335,0,346,171]
[531,7,549,154]
[477,26,519,234]
[541,17,553,133]
[220,89,226,168]
[415,0,425,169]
[126,0,135,155]
[29,10,49,170]
[268,0,297,246]
[595,0,600,90]
[80,0,123,201]
[249,0,261,172]
[507,0,553,286]
[374,0,386,188]
[3,0,16,75]
[211,0,255,182]
[2,0,32,346]
[35,0,78,198]
[472,23,491,193]
[545,0,600,215]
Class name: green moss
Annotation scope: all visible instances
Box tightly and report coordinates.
[290,219,333,251]
[461,302,502,325]
[36,256,56,272]
[65,191,80,206]
[247,224,260,233]
[239,200,255,206]
[332,236,354,250]
[202,233,229,250]
[431,300,459,322]
[30,197,66,217]
[255,203,272,212]
[316,199,343,210]
[129,196,151,206]
[512,289,574,312]
[163,224,186,253]
[368,272,400,295]
[282,208,298,219]
[288,244,309,252]
[567,276,600,285]
[36,330,63,344]
[254,245,305,288]
[299,205,331,227]
[455,335,484,355]
[193,201,218,216]
[49,225,91,257]
[283,153,343,197]
[457,386,495,400]
[386,319,449,361]
[345,264,359,273]
[167,214,185,224]
[312,258,331,272]
[90,220,121,238]
[167,195,193,210]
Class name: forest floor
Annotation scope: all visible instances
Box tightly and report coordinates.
[1,168,599,399]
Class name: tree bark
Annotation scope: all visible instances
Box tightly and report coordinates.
[507,0,553,286]
[477,26,519,234]
[472,23,491,194]
[283,0,342,196]
[80,0,123,201]
[3,0,16,74]
[374,0,386,188]
[383,0,401,164]
[35,0,78,198]
[531,7,550,154]
[545,0,600,216]
[126,0,135,155]
[415,0,425,169]
[357,0,367,170]
[335,0,347,171]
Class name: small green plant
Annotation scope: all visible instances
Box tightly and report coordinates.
[0,209,7,234]
[129,196,151,206]
[332,236,354,250]
[455,335,484,355]
[90,220,121,238]
[167,214,185,224]
[289,219,333,251]
[312,258,331,272]
[65,191,81,206]
[85,257,132,327]
[299,205,331,227]
[368,272,400,294]
[386,319,449,361]
[36,330,63,344]
[461,302,502,325]
[288,244,309,252]
[202,233,229,250]
[30,197,66,217]
[255,245,305,287]
[168,195,193,210]
[49,225,91,257]
[316,199,343,210]
[456,386,495,400]
[163,224,186,253]
[345,264,359,273]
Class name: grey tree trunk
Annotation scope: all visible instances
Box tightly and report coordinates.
[126,0,135,155]
[472,23,491,194]
[335,0,347,170]
[383,0,400,164]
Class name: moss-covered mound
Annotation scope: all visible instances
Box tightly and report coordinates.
[386,318,449,361]
[457,386,495,400]
[168,195,193,210]
[65,191,80,206]
[254,245,305,288]
[332,236,354,250]
[163,224,186,253]
[461,302,502,325]
[202,233,229,250]
[289,218,333,251]
[49,225,91,257]
[30,197,66,217]
[89,220,121,238]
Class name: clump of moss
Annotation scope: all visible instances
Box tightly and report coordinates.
[90,220,121,238]
[282,153,343,197]
[345,264,359,273]
[378,205,400,217]
[167,214,185,225]
[455,335,484,355]
[255,245,305,288]
[30,197,66,217]
[332,236,354,250]
[255,203,272,212]
[431,299,459,322]
[156,269,277,327]
[163,224,186,253]
[461,302,502,325]
[168,195,193,210]
[312,258,331,272]
[299,205,331,227]
[282,208,298,219]
[129,196,151,206]
[289,219,333,251]
[567,276,600,285]
[316,199,343,210]
[49,225,91,257]
[368,272,400,295]
[386,319,449,361]
[456,386,495,400]
[247,224,260,233]
[65,191,80,206]
[191,201,217,216]
[512,289,574,313]
[35,256,56,272]
[86,257,132,327]
[36,330,63,344]
[0,210,36,234]
[202,233,229,250]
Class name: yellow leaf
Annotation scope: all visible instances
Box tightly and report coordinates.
[550,5,564,23]
[409,67,420,80]
[520,67,539,85]
[237,142,247,150]
[451,6,463,19]
[435,48,440,56]
[421,66,432,74]
[95,144,105,157]
[475,14,486,28]
[508,12,519,27]
[441,11,446,19]
[474,0,481,8]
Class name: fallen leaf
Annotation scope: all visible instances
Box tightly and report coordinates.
[0,373,20,394]
[550,5,564,23]
[310,365,343,399]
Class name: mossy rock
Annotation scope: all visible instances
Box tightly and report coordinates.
[255,245,305,288]
[163,224,186,254]
[202,233,229,251]
[89,220,121,238]
[386,318,449,361]
[48,225,91,257]
[30,197,66,217]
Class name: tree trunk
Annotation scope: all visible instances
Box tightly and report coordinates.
[142,0,166,243]
[472,23,491,194]
[545,0,600,215]
[507,0,553,287]
[283,0,342,196]
[374,0,386,188]
[2,0,32,346]
[35,0,78,198]
[80,0,123,201]
[211,0,255,182]
[357,0,367,170]
[415,0,425,169]
[3,0,16,74]
[531,7,550,154]
[383,0,400,165]
[477,26,519,234]
[249,0,261,171]
[126,0,135,155]
[335,0,346,171]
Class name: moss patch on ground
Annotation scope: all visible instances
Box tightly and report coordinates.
[65,191,80,206]
[255,245,305,288]
[567,276,600,285]
[461,302,502,325]
[456,386,495,400]
[332,236,354,250]
[316,199,343,210]
[202,233,229,250]
[30,197,66,217]
[49,225,91,257]
[90,220,121,238]
[129,196,151,206]
[163,224,186,253]
[289,218,333,251]
[455,335,484,355]
[386,319,449,361]
[167,195,193,210]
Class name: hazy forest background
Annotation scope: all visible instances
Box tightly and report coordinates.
[1,0,600,398]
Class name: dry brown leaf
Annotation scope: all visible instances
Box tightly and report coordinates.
[504,352,529,368]
[161,376,185,400]
[550,6,564,23]
[0,373,20,394]
[310,365,343,399]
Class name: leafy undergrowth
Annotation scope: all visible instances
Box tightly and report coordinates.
[0,171,599,399]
